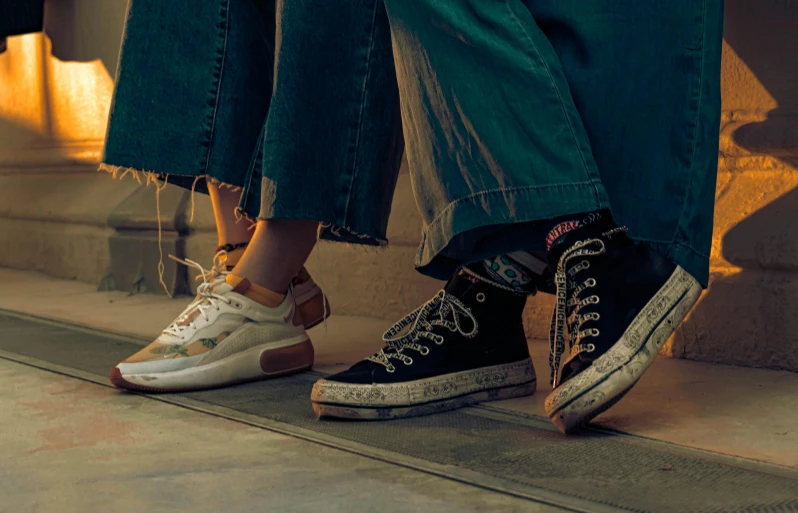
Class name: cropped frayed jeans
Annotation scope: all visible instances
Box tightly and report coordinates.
[103,0,723,286]
[104,0,403,246]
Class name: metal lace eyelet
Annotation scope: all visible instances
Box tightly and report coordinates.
[475,292,486,303]
[587,343,596,352]
[405,358,414,365]
[591,296,600,305]
[386,367,395,373]
[587,278,597,287]
[420,347,430,355]
[591,329,600,337]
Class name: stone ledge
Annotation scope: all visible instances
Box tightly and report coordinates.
[0,169,139,226]
[0,218,112,284]
[0,140,104,172]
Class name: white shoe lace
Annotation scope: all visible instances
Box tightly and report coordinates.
[367,291,478,373]
[161,252,237,339]
[548,227,626,388]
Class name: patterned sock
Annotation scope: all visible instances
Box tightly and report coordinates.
[465,252,547,294]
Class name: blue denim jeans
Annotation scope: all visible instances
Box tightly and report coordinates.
[103,0,403,246]
[104,0,723,286]
[384,0,723,286]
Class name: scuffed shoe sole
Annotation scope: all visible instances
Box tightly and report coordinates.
[544,266,702,434]
[312,359,536,420]
[313,381,536,420]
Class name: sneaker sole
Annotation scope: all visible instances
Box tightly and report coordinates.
[544,266,702,434]
[311,359,536,420]
[294,280,330,330]
[111,335,314,393]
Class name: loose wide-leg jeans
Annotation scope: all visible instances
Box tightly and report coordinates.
[104,0,723,287]
[385,0,723,286]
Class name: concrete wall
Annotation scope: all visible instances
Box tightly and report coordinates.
[667,1,798,370]
[0,0,796,371]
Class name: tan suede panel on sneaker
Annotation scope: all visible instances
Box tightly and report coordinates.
[225,274,285,307]
[122,332,233,363]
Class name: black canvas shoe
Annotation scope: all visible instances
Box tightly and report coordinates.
[311,269,537,420]
[543,217,702,433]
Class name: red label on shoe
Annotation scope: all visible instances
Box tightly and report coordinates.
[546,221,581,249]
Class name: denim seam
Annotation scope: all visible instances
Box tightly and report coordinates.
[503,0,596,191]
[342,3,380,225]
[670,0,707,249]
[238,124,266,219]
[424,181,599,231]
[202,0,231,177]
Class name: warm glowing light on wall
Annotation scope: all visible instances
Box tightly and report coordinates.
[0,33,113,144]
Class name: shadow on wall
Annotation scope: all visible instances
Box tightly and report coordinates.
[43,0,128,76]
[676,1,798,370]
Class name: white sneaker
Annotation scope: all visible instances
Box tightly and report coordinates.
[110,263,314,392]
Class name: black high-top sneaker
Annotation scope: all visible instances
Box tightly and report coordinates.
[544,216,702,433]
[311,268,537,420]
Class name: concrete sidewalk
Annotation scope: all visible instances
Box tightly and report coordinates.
[2,267,797,472]
[1,358,563,513]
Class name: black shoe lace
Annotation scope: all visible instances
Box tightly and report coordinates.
[549,227,627,387]
[367,291,478,372]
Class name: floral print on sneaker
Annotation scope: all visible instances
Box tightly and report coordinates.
[122,331,234,364]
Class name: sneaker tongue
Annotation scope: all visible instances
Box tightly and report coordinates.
[445,265,527,305]
[545,220,584,251]
[212,281,233,294]
[545,212,614,268]
[444,268,478,296]
[175,280,232,326]
[545,220,584,267]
